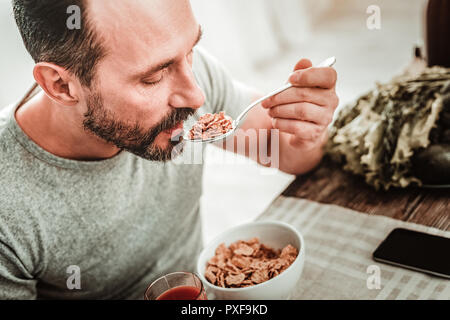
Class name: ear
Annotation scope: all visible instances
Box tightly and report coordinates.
[33,62,80,106]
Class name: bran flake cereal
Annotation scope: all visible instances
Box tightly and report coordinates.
[204,238,298,288]
[189,111,233,140]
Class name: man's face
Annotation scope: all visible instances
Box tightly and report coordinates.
[81,0,205,161]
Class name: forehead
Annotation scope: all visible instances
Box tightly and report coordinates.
[88,0,198,73]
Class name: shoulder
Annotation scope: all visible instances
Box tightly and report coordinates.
[0,104,13,139]
[0,104,28,179]
[192,46,223,79]
[192,47,254,118]
[0,196,48,278]
[192,46,233,98]
[0,155,50,277]
[0,106,45,261]
[0,104,19,152]
[0,103,13,123]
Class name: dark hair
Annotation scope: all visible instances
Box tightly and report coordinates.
[12,0,105,86]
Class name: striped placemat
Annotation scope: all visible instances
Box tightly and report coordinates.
[257,196,450,300]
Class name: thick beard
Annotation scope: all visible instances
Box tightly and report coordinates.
[82,90,195,161]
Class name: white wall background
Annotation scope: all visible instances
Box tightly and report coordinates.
[0,0,427,244]
[0,2,34,107]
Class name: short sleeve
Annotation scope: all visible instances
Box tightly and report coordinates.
[192,47,255,120]
[0,240,37,299]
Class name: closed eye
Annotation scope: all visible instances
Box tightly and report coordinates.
[142,69,167,86]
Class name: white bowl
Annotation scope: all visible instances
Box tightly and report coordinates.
[197,221,305,300]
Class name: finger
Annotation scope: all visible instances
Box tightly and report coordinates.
[293,58,313,71]
[262,87,335,109]
[288,67,337,89]
[268,102,332,126]
[271,118,325,141]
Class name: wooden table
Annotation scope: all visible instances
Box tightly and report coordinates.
[279,157,450,231]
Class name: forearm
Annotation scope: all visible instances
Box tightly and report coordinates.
[222,100,327,175]
[243,95,327,175]
[220,84,329,175]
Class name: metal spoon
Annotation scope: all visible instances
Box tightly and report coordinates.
[184,56,336,143]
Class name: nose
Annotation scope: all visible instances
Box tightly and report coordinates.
[168,60,205,110]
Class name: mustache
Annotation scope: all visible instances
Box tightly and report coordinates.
[82,89,197,156]
[131,107,196,146]
[156,107,197,133]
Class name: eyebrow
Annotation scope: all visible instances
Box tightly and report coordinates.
[139,25,203,79]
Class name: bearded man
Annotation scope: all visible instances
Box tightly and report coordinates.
[0,0,338,299]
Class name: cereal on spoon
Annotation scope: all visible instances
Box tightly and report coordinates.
[188,111,233,140]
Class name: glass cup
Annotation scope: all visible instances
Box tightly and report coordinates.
[144,271,207,300]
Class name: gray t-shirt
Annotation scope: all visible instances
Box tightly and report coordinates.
[0,47,252,299]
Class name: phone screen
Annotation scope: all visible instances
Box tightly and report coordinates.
[372,228,450,279]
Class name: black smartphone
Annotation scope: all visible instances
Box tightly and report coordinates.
[372,228,450,279]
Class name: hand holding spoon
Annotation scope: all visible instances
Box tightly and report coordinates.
[184,56,336,143]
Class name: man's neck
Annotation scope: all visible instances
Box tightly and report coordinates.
[15,91,121,161]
